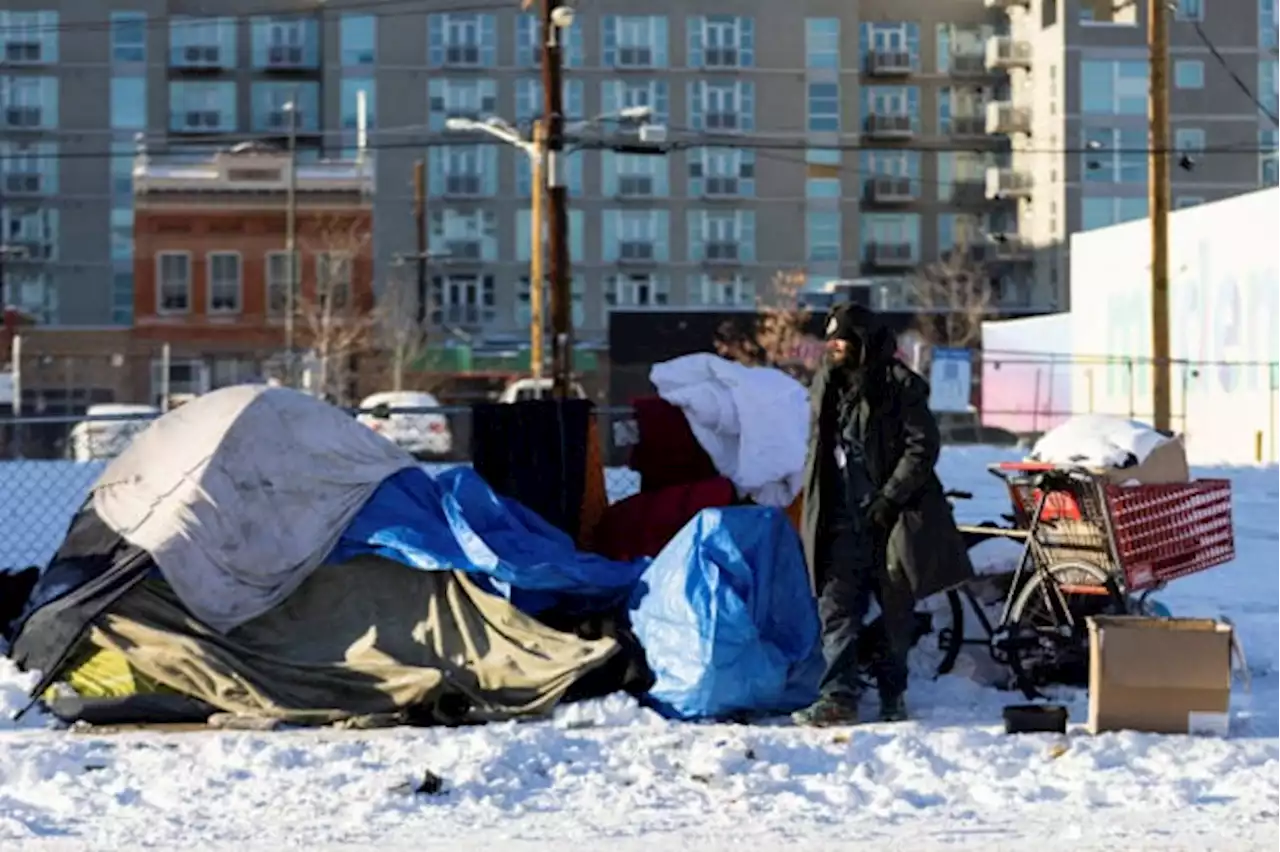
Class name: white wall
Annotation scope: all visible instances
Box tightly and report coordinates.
[1069,188,1280,464]
[980,313,1073,434]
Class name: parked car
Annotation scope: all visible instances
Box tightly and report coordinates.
[356,391,453,458]
[66,403,160,462]
[497,378,587,403]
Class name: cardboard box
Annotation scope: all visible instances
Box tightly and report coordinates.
[1087,616,1233,736]
[1103,435,1191,486]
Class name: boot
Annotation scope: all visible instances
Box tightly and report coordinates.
[877,692,908,723]
[792,694,861,727]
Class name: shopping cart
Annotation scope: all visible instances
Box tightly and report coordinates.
[939,462,1235,698]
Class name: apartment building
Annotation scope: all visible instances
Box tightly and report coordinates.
[993,0,1278,308]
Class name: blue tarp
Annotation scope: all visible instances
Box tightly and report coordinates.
[629,506,823,721]
[328,467,646,616]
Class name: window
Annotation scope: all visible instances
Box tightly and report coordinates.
[111,12,147,63]
[1261,60,1279,113]
[689,274,755,307]
[265,251,298,316]
[1082,127,1146,183]
[0,11,59,64]
[937,151,992,201]
[602,16,669,68]
[517,78,585,124]
[515,14,584,67]
[1081,197,1148,231]
[937,85,991,131]
[1080,59,1147,114]
[429,209,498,261]
[806,211,841,262]
[428,13,497,68]
[937,213,986,250]
[340,14,376,66]
[168,81,235,132]
[1261,129,1279,186]
[1263,0,1279,51]
[689,211,755,263]
[251,16,319,69]
[250,81,319,133]
[2,207,59,259]
[860,214,921,262]
[112,269,132,325]
[110,77,146,129]
[430,145,498,198]
[156,252,192,314]
[603,210,670,263]
[688,81,754,131]
[10,271,56,324]
[605,273,669,309]
[428,78,498,130]
[1174,60,1204,89]
[340,79,375,130]
[859,150,920,198]
[1175,127,1206,153]
[207,252,242,314]
[859,22,920,72]
[1,140,58,196]
[600,80,667,125]
[688,148,756,197]
[515,148,583,196]
[316,252,353,311]
[688,16,755,68]
[110,208,133,262]
[516,210,585,263]
[0,76,58,129]
[936,23,988,73]
[431,274,496,326]
[862,85,918,116]
[169,16,235,67]
[602,151,669,197]
[807,83,840,132]
[806,18,839,69]
[517,275,586,328]
[1174,196,1205,209]
[1175,0,1204,20]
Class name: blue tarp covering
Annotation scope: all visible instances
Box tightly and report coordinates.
[629,506,823,721]
[328,467,646,616]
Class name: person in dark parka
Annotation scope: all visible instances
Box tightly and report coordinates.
[793,303,974,726]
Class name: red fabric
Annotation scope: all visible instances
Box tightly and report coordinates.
[629,396,719,493]
[595,477,736,562]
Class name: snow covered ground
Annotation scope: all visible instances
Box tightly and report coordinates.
[1,446,1277,850]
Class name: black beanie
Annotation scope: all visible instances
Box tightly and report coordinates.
[823,304,873,343]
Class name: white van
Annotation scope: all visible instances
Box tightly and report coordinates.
[356,390,453,458]
[497,378,587,403]
[67,403,160,462]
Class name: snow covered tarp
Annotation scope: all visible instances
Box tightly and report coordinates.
[1028,414,1190,484]
[629,506,822,720]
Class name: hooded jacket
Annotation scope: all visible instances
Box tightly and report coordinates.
[799,305,974,601]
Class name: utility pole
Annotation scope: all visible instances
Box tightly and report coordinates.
[540,0,573,399]
[413,159,429,325]
[529,119,547,380]
[1148,0,1172,432]
[284,98,299,388]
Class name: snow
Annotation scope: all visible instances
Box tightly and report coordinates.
[2,446,1278,850]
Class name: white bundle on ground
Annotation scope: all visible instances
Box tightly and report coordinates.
[650,354,810,507]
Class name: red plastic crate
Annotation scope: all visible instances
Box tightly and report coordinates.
[1103,479,1235,592]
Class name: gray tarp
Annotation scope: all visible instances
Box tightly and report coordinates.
[92,385,417,633]
[85,556,619,724]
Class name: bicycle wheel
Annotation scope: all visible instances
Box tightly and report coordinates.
[904,590,966,679]
[933,589,966,676]
[1005,560,1126,699]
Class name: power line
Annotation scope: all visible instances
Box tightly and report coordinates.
[1190,20,1279,127]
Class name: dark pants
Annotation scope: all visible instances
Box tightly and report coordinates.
[815,515,914,703]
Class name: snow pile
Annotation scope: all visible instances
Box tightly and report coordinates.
[1029,414,1174,469]
[0,447,1276,850]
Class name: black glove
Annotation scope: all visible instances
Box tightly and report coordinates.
[865,494,898,530]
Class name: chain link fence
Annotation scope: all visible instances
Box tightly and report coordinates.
[0,405,643,571]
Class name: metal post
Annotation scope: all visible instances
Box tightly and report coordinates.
[11,333,21,458]
[160,343,171,412]
[284,98,298,387]
[1148,0,1172,431]
[529,119,547,380]
[540,0,573,399]
[413,160,428,325]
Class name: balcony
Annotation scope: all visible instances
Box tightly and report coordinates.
[950,115,988,138]
[701,241,742,265]
[442,44,483,67]
[3,41,48,65]
[863,113,915,140]
[443,174,484,198]
[3,106,44,130]
[865,242,916,269]
[865,49,914,76]
[172,110,226,134]
[3,172,43,196]
[616,175,656,198]
[703,47,742,68]
[985,102,1031,136]
[172,44,228,71]
[950,53,990,76]
[442,240,483,262]
[866,176,915,203]
[985,37,1032,71]
[985,167,1033,199]
[985,0,1031,8]
[987,235,1034,263]
[617,241,656,264]
[703,112,741,132]
[701,176,742,198]
[264,44,310,71]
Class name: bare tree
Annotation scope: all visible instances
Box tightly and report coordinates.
[295,215,377,403]
[905,240,996,349]
[714,270,823,382]
[376,267,432,392]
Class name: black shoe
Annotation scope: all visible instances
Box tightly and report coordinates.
[791,694,861,727]
[878,693,908,723]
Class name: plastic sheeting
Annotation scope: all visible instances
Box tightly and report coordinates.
[328,467,646,616]
[629,506,822,721]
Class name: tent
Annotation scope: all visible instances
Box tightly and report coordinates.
[4,385,821,727]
